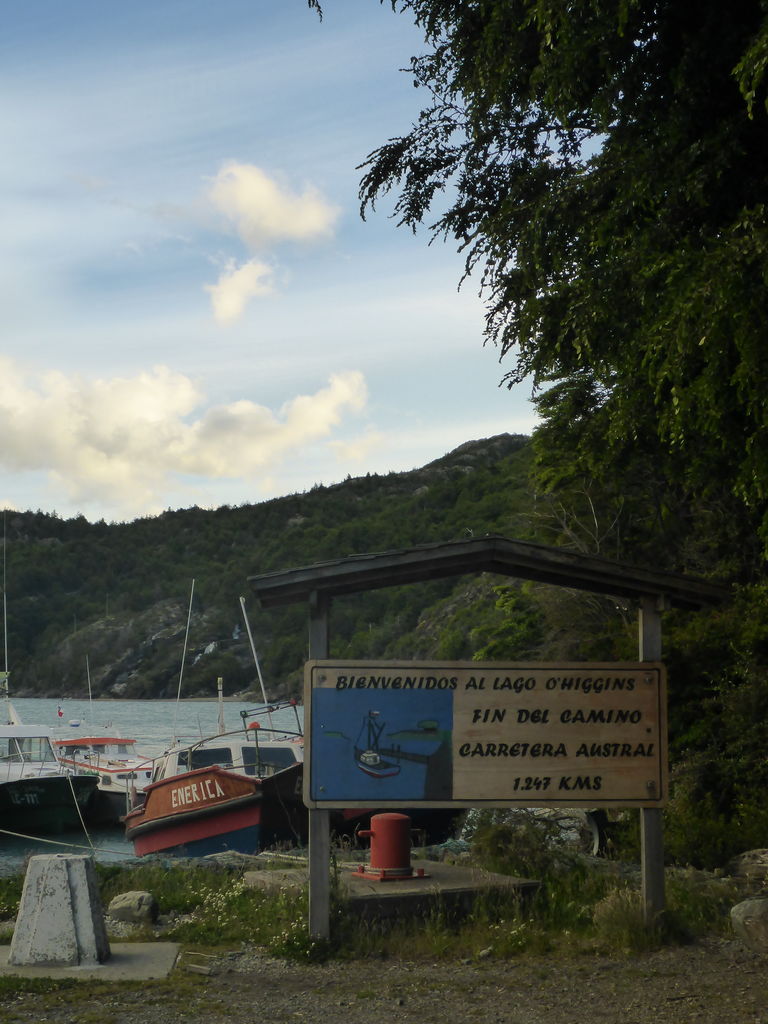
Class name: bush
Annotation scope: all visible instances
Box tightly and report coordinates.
[0,875,23,919]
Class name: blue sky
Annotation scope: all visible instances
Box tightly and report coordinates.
[0,0,536,523]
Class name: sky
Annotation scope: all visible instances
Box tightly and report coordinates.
[0,0,537,524]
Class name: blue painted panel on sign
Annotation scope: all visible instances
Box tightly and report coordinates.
[310,688,454,802]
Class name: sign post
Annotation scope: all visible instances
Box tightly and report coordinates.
[307,591,331,940]
[639,597,665,925]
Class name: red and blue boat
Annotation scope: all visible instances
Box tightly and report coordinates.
[122,701,306,857]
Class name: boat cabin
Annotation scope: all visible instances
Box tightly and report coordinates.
[152,731,303,785]
[0,725,59,771]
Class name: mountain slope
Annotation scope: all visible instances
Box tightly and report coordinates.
[4,434,534,699]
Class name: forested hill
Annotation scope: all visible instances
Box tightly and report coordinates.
[4,433,539,700]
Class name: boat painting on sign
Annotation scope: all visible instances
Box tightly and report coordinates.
[354,711,402,778]
[313,689,454,802]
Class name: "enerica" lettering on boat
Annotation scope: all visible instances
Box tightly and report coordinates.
[170,777,226,808]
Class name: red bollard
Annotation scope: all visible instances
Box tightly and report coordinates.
[352,813,428,881]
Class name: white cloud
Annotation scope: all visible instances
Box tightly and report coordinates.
[328,430,385,463]
[208,162,340,249]
[198,162,341,323]
[205,258,275,324]
[0,358,367,519]
[186,371,368,475]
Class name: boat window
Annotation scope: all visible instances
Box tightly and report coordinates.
[241,747,258,775]
[262,748,300,770]
[180,747,234,770]
[243,746,299,774]
[12,737,57,763]
[0,738,22,762]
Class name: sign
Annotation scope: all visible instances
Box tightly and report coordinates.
[304,661,667,808]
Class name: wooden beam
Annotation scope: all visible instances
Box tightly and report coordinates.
[250,535,726,612]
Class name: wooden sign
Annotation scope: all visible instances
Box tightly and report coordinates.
[304,661,667,808]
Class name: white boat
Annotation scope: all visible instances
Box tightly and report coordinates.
[53,734,155,823]
[0,720,99,836]
[0,670,100,836]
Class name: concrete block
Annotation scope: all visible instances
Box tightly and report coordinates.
[9,854,110,967]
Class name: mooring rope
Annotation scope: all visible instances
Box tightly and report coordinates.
[0,826,132,857]
[66,772,96,851]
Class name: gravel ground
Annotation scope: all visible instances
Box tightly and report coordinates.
[2,937,767,1024]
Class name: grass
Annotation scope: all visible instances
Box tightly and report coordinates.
[0,817,746,985]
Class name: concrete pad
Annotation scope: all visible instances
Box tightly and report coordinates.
[0,942,179,980]
[245,859,539,919]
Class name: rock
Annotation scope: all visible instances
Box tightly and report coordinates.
[727,849,768,881]
[730,896,768,952]
[107,890,159,924]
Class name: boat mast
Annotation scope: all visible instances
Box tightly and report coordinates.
[2,511,7,691]
[216,676,225,734]
[1,510,12,724]
[172,578,195,739]
[0,516,29,731]
[239,596,274,729]
[86,654,93,726]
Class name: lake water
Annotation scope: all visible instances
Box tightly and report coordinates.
[0,696,303,875]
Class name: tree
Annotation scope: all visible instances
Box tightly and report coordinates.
[338,0,768,551]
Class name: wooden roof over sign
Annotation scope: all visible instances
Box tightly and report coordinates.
[248,534,727,611]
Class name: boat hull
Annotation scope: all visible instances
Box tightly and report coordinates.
[0,775,99,835]
[54,737,154,825]
[85,785,140,825]
[123,763,305,857]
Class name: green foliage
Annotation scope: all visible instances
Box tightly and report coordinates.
[472,584,545,660]
[0,977,80,996]
[468,809,578,879]
[358,0,768,543]
[664,869,741,939]
[664,766,754,871]
[466,819,739,955]
[644,586,768,868]
[95,861,240,914]
[166,876,263,945]
[0,874,23,918]
[97,861,323,958]
[589,868,740,953]
[590,887,658,954]
[266,911,334,963]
